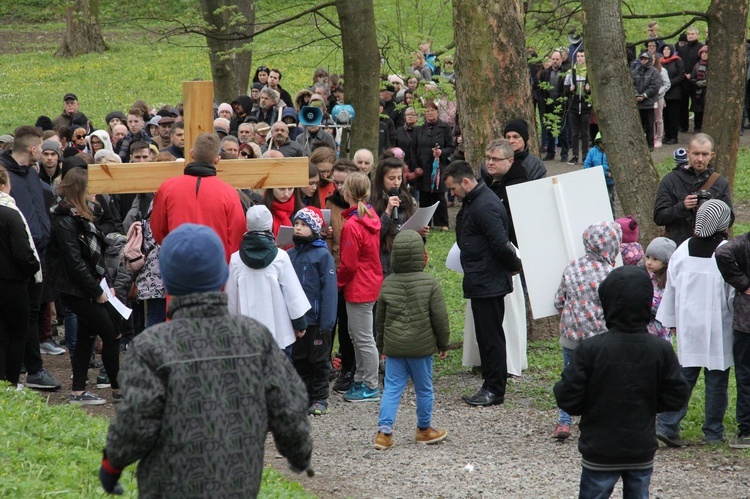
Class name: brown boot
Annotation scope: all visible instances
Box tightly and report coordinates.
[374,431,394,450]
[415,427,447,445]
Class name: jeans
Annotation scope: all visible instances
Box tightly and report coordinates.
[559,347,574,425]
[579,467,652,499]
[347,301,379,390]
[378,355,434,433]
[145,298,167,329]
[734,331,750,436]
[657,366,729,441]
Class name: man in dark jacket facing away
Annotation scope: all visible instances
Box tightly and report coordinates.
[554,266,689,498]
[99,223,313,496]
[444,161,522,407]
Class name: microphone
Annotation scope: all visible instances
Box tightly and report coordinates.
[388,188,400,220]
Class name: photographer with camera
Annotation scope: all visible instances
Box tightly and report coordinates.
[654,133,733,246]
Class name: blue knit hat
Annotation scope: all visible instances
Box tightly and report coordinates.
[159,224,229,296]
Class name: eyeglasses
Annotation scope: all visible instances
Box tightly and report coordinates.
[240,151,251,157]
[444,61,454,66]
[485,156,510,163]
[257,66,269,72]
[75,134,86,139]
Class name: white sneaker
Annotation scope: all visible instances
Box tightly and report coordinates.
[40,340,66,355]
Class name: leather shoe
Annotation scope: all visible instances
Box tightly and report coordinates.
[462,388,503,407]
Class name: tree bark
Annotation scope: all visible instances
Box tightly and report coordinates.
[452,0,538,167]
[55,0,106,57]
[703,0,750,192]
[581,0,661,241]
[336,0,380,156]
[200,0,255,104]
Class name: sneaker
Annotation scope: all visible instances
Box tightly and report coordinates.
[96,371,111,389]
[374,431,394,450]
[333,370,354,393]
[552,423,571,440]
[415,427,448,445]
[567,157,578,166]
[40,339,66,355]
[729,433,750,449]
[112,391,124,403]
[25,369,61,390]
[656,431,687,448]
[70,391,106,405]
[344,382,380,402]
[309,400,330,416]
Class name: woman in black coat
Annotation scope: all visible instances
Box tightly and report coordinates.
[408,101,455,229]
[660,45,685,144]
[47,167,120,405]
[0,166,41,387]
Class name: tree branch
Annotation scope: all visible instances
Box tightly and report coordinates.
[253,1,336,38]
[622,11,708,20]
[628,16,705,48]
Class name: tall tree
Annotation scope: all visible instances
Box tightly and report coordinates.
[56,0,106,57]
[200,0,255,104]
[581,0,662,241]
[336,0,380,155]
[452,0,538,167]
[703,0,750,191]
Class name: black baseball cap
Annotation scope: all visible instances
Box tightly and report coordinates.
[64,93,78,101]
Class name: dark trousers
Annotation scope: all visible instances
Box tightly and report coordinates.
[663,99,681,142]
[25,279,44,374]
[61,293,120,391]
[470,296,507,396]
[679,84,694,132]
[735,331,750,436]
[545,114,570,159]
[333,290,355,373]
[638,108,655,148]
[0,278,30,385]
[292,325,331,403]
[568,111,590,160]
[419,191,449,228]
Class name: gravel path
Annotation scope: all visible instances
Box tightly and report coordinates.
[267,370,750,498]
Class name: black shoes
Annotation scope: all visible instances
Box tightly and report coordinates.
[462,388,504,407]
[663,138,678,145]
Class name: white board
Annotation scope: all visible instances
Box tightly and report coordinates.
[506,167,617,319]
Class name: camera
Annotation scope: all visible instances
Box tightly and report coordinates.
[693,190,712,201]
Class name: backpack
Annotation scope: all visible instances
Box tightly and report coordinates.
[122,221,145,273]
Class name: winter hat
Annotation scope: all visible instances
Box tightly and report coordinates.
[35,115,54,131]
[503,118,529,146]
[246,205,273,232]
[645,237,676,264]
[389,147,405,159]
[699,45,708,56]
[42,139,61,157]
[60,156,88,179]
[293,206,325,236]
[616,215,639,243]
[218,103,234,117]
[159,224,229,296]
[71,112,89,127]
[678,32,688,43]
[251,82,264,92]
[694,199,732,238]
[105,111,126,126]
[94,150,121,163]
[388,74,405,86]
[673,147,688,168]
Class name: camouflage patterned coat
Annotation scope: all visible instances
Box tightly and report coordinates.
[105,291,312,498]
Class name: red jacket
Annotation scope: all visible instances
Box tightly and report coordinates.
[151,164,246,262]
[337,205,383,303]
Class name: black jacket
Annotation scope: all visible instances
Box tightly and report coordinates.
[409,120,455,192]
[480,161,528,247]
[455,182,521,298]
[514,147,546,181]
[0,152,50,253]
[662,49,685,101]
[677,39,705,74]
[554,266,690,469]
[539,66,567,115]
[715,234,750,334]
[0,204,40,281]
[653,165,733,247]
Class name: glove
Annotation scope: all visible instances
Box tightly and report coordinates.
[99,450,124,495]
[289,451,312,474]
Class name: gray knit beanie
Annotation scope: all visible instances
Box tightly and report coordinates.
[694,199,731,238]
[645,237,677,264]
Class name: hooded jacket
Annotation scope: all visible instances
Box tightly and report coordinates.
[554,221,622,349]
[554,266,690,470]
[583,135,614,186]
[0,151,50,253]
[661,45,685,101]
[375,230,450,358]
[632,59,662,109]
[337,205,383,303]
[281,107,303,141]
[287,237,337,332]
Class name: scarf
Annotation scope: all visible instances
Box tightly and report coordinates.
[0,192,42,283]
[52,199,106,279]
[271,195,296,237]
[660,54,680,65]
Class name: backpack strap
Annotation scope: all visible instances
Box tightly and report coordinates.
[700,172,720,192]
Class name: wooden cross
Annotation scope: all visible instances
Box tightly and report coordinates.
[88,81,307,194]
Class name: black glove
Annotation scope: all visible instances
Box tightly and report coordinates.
[99,450,124,495]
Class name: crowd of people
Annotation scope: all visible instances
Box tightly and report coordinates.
[0,25,749,498]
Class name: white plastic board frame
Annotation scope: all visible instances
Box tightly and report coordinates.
[506,166,617,319]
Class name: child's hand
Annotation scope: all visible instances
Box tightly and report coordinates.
[438,350,448,360]
[295,330,306,338]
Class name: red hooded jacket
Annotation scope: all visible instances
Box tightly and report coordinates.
[337,204,383,303]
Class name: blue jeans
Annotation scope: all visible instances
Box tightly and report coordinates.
[558,347,573,425]
[144,298,166,329]
[378,355,434,433]
[657,366,729,441]
[579,467,652,499]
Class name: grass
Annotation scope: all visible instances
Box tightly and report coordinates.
[0,385,313,498]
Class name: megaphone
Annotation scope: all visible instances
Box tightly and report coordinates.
[332,104,355,125]
[568,33,582,45]
[299,106,323,126]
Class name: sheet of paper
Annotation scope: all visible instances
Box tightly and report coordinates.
[321,209,331,226]
[446,242,463,273]
[99,278,132,320]
[400,201,440,232]
[276,225,294,248]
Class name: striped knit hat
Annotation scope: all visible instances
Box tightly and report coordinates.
[293,206,325,236]
[694,199,731,238]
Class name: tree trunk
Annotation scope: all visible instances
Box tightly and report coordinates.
[703,0,750,191]
[55,0,106,57]
[336,0,380,157]
[201,0,255,104]
[452,0,538,168]
[581,0,661,241]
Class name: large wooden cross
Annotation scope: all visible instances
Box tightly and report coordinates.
[88,81,307,194]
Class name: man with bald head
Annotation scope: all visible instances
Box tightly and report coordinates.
[262,121,304,157]
[353,148,374,175]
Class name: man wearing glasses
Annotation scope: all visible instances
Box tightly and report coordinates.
[52,93,79,130]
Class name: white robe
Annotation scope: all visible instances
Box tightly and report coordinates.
[656,240,734,370]
[225,249,310,349]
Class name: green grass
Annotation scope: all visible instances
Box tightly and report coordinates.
[0,385,313,498]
